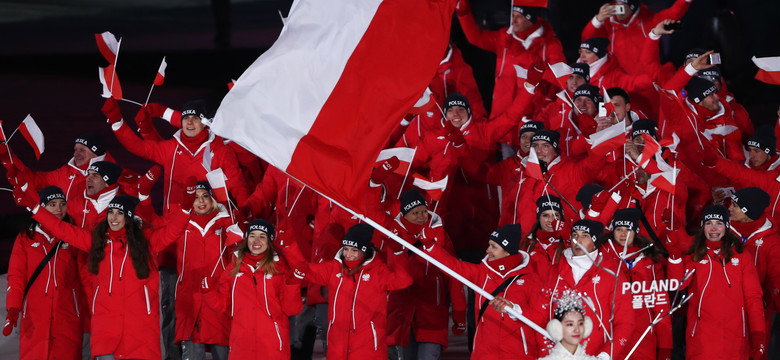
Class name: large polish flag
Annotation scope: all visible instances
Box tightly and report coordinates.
[212,0,456,212]
[752,56,780,85]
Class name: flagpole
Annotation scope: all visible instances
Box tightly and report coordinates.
[301,181,553,341]
[144,85,155,107]
[541,174,578,215]
[396,147,417,200]
[0,123,14,165]
[5,128,20,144]
[607,166,640,193]
[120,98,143,107]
[109,38,122,97]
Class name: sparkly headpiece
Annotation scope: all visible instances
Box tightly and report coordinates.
[551,289,586,319]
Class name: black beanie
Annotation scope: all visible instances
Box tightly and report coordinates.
[701,204,730,229]
[580,38,610,59]
[573,84,601,105]
[108,195,139,218]
[747,125,776,155]
[400,189,428,216]
[343,223,374,253]
[571,63,591,83]
[572,219,604,246]
[519,120,544,136]
[611,208,641,234]
[196,181,213,195]
[615,0,639,13]
[75,133,106,156]
[576,184,605,210]
[685,48,706,62]
[443,93,471,116]
[490,224,523,255]
[247,219,275,242]
[39,185,66,207]
[536,195,563,221]
[88,161,122,185]
[697,66,721,85]
[631,118,658,140]
[181,99,209,121]
[511,5,538,24]
[531,129,561,153]
[731,187,771,221]
[684,77,717,104]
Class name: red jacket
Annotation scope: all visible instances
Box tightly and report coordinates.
[206,255,302,359]
[707,156,780,225]
[667,246,765,360]
[32,205,189,359]
[586,56,658,120]
[601,241,673,360]
[111,121,250,212]
[302,249,412,359]
[425,243,546,359]
[172,207,234,345]
[431,44,487,121]
[458,12,565,117]
[6,226,84,360]
[731,218,780,312]
[582,1,691,75]
[546,249,634,359]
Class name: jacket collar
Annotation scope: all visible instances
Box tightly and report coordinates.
[173,129,216,156]
[481,251,531,279]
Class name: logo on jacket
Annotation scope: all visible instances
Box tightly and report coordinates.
[31,242,40,247]
[700,259,709,265]
[516,279,525,286]
[215,229,222,236]
[265,274,273,279]
[756,240,764,247]
[62,243,69,249]
[731,258,739,266]
[592,275,600,285]
[362,274,371,282]
[336,273,342,278]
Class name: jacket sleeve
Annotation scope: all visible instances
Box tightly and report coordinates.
[741,252,767,335]
[203,267,232,314]
[382,250,413,291]
[277,263,304,316]
[483,85,536,145]
[424,240,483,285]
[32,206,93,252]
[110,120,167,164]
[148,206,191,253]
[581,16,609,41]
[456,12,502,53]
[244,172,278,217]
[651,0,692,24]
[301,261,339,287]
[442,233,468,312]
[215,146,251,207]
[5,234,29,310]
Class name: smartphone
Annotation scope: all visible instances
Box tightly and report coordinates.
[708,53,722,65]
[611,4,626,15]
[598,102,607,117]
[663,22,683,31]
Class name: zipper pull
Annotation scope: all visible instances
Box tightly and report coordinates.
[253,275,257,286]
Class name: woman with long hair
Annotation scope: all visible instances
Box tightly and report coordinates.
[20,190,190,360]
[668,205,766,360]
[292,223,412,359]
[201,219,302,359]
[601,208,671,360]
[521,195,569,275]
[4,186,83,359]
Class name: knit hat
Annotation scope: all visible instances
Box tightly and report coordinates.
[195,181,213,195]
[87,161,122,185]
[701,204,730,229]
[611,208,641,234]
[511,4,538,24]
[531,129,561,152]
[697,66,721,85]
[615,0,639,13]
[342,223,374,253]
[747,125,776,155]
[731,187,771,221]
[108,195,139,218]
[443,93,471,116]
[180,99,209,123]
[490,224,523,255]
[519,120,544,136]
[571,63,591,82]
[536,195,563,221]
[580,38,609,59]
[39,185,66,207]
[684,77,717,104]
[685,48,706,62]
[74,133,106,156]
[576,184,605,210]
[572,219,604,245]
[630,118,658,140]
[400,189,428,216]
[247,219,275,242]
[573,84,601,105]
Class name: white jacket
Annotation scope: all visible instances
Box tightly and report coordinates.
[539,343,600,360]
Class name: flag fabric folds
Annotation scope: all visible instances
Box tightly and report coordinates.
[154,57,167,86]
[19,115,44,160]
[206,168,230,203]
[95,31,123,100]
[212,0,456,212]
[526,147,544,180]
[548,62,572,90]
[376,147,416,176]
[408,87,438,115]
[752,56,780,85]
[589,121,625,156]
[412,174,448,201]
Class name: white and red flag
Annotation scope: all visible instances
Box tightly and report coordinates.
[98,65,123,100]
[95,31,123,100]
[408,87,438,115]
[752,56,780,85]
[154,57,167,86]
[548,62,572,90]
[376,147,415,176]
[19,115,44,159]
[602,85,615,116]
[649,156,679,194]
[526,147,544,180]
[95,31,120,64]
[211,0,456,212]
[412,174,448,201]
[205,168,230,203]
[589,121,625,156]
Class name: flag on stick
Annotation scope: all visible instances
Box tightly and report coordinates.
[154,57,167,86]
[412,174,448,201]
[19,115,44,159]
[206,168,229,203]
[752,56,780,85]
[526,147,544,180]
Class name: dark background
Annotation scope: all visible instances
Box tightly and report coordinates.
[1,0,779,272]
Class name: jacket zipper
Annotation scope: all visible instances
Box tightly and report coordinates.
[144,285,151,315]
[274,322,283,351]
[370,321,378,351]
[92,285,99,314]
[742,308,746,336]
[436,277,440,305]
[73,289,80,318]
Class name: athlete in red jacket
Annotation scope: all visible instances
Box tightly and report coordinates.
[4,186,84,360]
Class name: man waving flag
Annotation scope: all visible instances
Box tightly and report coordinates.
[212,0,457,212]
